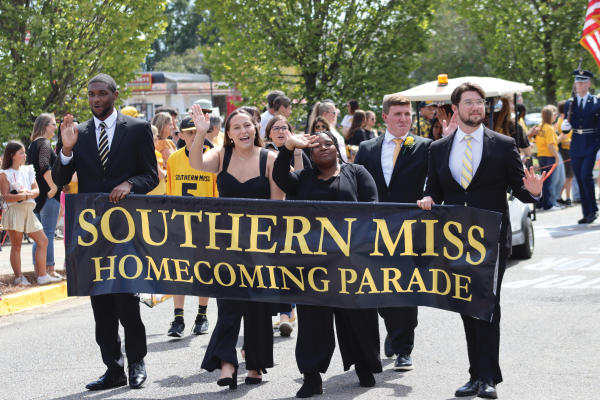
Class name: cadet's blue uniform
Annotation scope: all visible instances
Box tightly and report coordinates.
[565,94,600,218]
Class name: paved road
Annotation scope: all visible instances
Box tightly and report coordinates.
[1,205,599,400]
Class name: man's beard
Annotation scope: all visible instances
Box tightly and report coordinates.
[91,104,112,119]
[459,111,483,127]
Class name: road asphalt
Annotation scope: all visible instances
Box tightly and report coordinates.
[1,204,599,399]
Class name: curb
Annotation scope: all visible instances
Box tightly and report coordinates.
[0,281,69,316]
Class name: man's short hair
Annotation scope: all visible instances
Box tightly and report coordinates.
[88,73,117,93]
[382,94,411,115]
[208,115,222,132]
[267,90,285,109]
[155,106,178,117]
[274,95,292,112]
[451,82,486,106]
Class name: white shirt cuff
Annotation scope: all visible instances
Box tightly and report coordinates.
[532,194,541,201]
[60,149,73,165]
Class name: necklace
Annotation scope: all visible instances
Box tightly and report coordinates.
[234,149,246,161]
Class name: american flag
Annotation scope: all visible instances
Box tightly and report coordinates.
[582,0,600,69]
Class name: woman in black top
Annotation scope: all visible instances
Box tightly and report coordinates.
[345,110,371,146]
[264,115,311,170]
[272,131,382,398]
[188,106,285,389]
[27,113,63,280]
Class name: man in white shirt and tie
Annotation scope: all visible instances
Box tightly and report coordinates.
[354,93,432,373]
[418,82,543,399]
[53,73,158,392]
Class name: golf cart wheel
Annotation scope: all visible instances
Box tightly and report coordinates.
[512,216,534,259]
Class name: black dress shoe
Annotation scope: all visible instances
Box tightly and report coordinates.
[217,367,238,389]
[578,214,597,224]
[454,379,479,397]
[296,373,323,398]
[355,364,376,387]
[128,360,147,389]
[384,334,395,358]
[478,378,498,399]
[85,373,127,391]
[393,354,413,371]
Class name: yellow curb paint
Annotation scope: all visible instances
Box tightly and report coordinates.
[0,281,69,316]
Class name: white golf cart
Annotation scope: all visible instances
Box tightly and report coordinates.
[395,75,536,259]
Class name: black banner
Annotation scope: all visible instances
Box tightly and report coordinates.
[64,194,502,321]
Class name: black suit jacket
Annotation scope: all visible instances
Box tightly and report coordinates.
[354,133,431,203]
[424,127,537,256]
[52,112,158,194]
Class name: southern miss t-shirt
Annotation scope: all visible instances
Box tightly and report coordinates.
[166,146,218,197]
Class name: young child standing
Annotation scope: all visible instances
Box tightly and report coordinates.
[0,141,62,286]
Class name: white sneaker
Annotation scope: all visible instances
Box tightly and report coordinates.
[546,205,563,211]
[37,274,62,285]
[54,229,63,239]
[14,276,31,286]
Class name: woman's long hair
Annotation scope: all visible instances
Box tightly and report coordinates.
[345,110,366,140]
[310,116,331,135]
[540,105,557,127]
[223,109,264,148]
[31,113,55,142]
[151,112,173,140]
[493,95,513,136]
[2,141,25,170]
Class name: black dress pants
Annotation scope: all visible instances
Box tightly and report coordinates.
[461,256,507,384]
[378,306,418,355]
[202,299,273,372]
[90,293,147,376]
[296,304,382,374]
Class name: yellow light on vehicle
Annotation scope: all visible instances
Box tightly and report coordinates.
[438,74,448,86]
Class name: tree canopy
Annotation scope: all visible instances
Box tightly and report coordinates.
[196,0,432,116]
[0,0,166,145]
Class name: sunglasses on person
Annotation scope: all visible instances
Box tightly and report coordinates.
[315,124,326,130]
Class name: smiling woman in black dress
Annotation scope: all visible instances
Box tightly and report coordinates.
[188,105,285,389]
[272,131,382,398]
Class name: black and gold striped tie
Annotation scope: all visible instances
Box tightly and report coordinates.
[98,122,109,170]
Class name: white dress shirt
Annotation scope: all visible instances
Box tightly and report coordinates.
[60,108,118,164]
[449,124,484,186]
[381,129,408,186]
[259,110,274,138]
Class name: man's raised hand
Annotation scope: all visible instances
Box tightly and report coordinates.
[523,166,544,197]
[61,114,79,156]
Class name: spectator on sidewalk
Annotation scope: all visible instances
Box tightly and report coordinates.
[147,126,167,195]
[155,106,181,148]
[153,112,177,167]
[341,99,359,137]
[260,90,285,138]
[536,105,562,211]
[27,113,64,280]
[0,141,61,286]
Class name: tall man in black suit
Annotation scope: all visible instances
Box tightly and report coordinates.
[418,82,543,399]
[354,93,432,372]
[53,74,158,391]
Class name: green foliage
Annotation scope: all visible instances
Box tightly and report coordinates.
[414,4,493,84]
[145,0,209,71]
[0,0,167,145]
[454,0,591,104]
[153,47,209,74]
[196,0,432,121]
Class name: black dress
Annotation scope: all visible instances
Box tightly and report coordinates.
[201,147,274,374]
[273,147,382,376]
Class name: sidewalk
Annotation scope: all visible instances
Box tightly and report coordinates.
[0,238,69,316]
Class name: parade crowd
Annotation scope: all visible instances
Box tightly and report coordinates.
[7,68,600,399]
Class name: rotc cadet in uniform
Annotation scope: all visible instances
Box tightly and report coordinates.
[561,69,600,224]
[412,101,437,137]
[166,116,218,337]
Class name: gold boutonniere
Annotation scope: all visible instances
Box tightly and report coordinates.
[402,136,415,154]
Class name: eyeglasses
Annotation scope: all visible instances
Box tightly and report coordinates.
[460,99,486,108]
[271,126,289,132]
[315,125,326,129]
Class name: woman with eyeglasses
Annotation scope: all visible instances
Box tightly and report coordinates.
[27,113,64,281]
[272,130,381,398]
[307,102,348,162]
[264,116,311,170]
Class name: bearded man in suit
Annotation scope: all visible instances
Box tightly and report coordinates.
[53,73,158,391]
[417,82,543,399]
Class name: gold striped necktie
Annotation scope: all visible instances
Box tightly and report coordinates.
[392,138,404,166]
[98,122,109,170]
[460,135,473,189]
